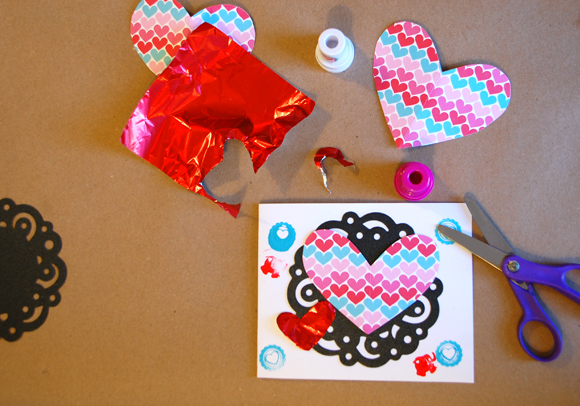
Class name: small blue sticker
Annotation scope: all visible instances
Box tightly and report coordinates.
[435,218,461,245]
[268,222,296,252]
[259,345,285,371]
[436,340,463,367]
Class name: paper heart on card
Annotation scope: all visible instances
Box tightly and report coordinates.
[303,230,440,334]
[284,211,444,368]
[259,204,475,381]
[374,21,511,148]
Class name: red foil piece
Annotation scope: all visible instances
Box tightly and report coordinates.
[121,23,315,217]
[314,147,355,193]
[276,301,336,351]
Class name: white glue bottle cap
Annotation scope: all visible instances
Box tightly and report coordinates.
[315,28,355,73]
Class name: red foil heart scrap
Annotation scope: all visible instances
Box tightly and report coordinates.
[314,147,355,193]
[277,301,336,350]
[121,23,315,217]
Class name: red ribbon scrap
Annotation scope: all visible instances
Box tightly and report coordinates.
[277,301,336,351]
[121,23,315,217]
[314,147,355,193]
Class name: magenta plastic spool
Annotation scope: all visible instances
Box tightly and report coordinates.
[394,162,434,201]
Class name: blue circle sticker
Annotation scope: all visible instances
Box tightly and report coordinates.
[260,345,286,371]
[435,218,461,245]
[268,222,296,252]
[436,340,463,367]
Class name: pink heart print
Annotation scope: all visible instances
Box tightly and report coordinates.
[131,1,256,75]
[303,230,440,334]
[374,21,511,148]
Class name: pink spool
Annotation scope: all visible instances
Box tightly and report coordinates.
[394,162,434,201]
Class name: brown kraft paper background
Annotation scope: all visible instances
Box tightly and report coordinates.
[0,0,579,404]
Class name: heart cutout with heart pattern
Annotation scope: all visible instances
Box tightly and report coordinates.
[374,21,511,148]
[131,1,256,75]
[303,229,440,334]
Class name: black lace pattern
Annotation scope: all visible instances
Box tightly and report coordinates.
[0,198,67,341]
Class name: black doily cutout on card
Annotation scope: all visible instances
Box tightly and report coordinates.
[0,198,67,341]
[287,212,443,368]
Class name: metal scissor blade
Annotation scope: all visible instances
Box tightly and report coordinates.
[464,195,514,254]
[437,225,508,270]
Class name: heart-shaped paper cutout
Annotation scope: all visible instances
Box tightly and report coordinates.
[373,21,511,148]
[131,1,255,75]
[303,229,439,334]
[277,301,336,350]
[190,5,256,52]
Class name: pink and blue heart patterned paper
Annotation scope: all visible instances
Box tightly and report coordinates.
[303,229,440,334]
[131,1,255,75]
[374,21,511,148]
[190,4,256,53]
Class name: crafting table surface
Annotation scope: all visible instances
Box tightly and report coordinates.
[1,0,579,405]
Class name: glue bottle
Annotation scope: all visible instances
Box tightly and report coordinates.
[394,162,434,201]
[315,28,355,73]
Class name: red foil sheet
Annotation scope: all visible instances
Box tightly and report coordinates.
[276,301,336,351]
[314,147,355,193]
[121,23,315,217]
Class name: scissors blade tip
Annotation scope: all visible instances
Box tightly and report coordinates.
[463,195,514,254]
[438,225,507,270]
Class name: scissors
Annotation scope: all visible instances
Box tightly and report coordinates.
[438,195,580,362]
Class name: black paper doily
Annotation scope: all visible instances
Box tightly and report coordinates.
[287,211,443,367]
[0,198,67,341]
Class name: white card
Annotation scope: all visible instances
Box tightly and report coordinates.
[257,203,473,383]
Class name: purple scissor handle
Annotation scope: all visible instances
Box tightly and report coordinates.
[438,195,580,362]
[502,256,580,361]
